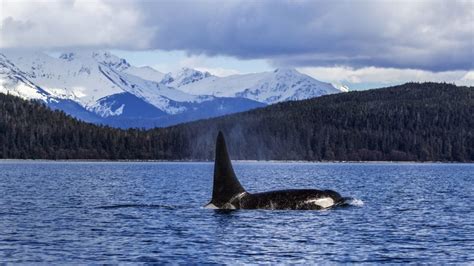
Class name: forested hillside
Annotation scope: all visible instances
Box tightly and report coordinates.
[1,82,472,161]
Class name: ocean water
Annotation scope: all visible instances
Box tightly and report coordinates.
[0,161,473,263]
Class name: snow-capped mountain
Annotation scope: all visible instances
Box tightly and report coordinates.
[87,51,166,83]
[125,66,165,83]
[7,51,127,106]
[161,67,213,88]
[0,50,264,127]
[172,68,341,104]
[0,50,343,128]
[0,53,49,101]
[0,53,106,123]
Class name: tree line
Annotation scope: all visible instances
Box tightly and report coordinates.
[0,82,472,161]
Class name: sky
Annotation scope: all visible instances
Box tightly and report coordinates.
[1,0,473,89]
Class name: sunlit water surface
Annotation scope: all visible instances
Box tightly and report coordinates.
[0,161,473,263]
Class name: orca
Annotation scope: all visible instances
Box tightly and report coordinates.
[205,131,347,210]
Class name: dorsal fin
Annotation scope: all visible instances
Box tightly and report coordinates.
[209,131,246,206]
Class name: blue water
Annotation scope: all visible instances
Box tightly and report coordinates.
[0,161,473,263]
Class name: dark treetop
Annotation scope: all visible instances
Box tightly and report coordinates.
[1,82,472,161]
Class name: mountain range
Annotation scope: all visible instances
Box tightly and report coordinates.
[0,50,343,128]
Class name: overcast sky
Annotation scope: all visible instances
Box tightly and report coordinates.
[1,0,473,89]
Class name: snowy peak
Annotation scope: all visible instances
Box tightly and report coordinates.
[175,68,342,104]
[271,68,311,84]
[2,50,127,106]
[92,51,131,71]
[161,67,213,88]
[273,67,299,75]
[59,51,131,72]
[67,50,165,83]
[1,51,208,115]
[251,68,341,103]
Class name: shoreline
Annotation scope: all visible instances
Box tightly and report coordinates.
[0,159,471,164]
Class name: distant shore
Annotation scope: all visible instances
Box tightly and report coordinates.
[0,159,471,164]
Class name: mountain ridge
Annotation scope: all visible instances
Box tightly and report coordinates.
[175,67,340,104]
[0,51,265,127]
[0,50,342,128]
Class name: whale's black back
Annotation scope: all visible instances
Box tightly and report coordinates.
[207,131,344,210]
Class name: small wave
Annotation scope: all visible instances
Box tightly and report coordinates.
[346,198,364,207]
[96,204,180,210]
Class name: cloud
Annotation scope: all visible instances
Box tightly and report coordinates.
[298,67,474,89]
[146,53,242,75]
[0,0,153,50]
[1,0,473,71]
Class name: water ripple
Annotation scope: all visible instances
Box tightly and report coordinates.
[0,161,472,263]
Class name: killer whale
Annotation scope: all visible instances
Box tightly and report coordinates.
[205,131,346,210]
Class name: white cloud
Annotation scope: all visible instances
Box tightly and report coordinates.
[0,0,153,49]
[149,54,242,76]
[298,67,474,89]
[177,55,242,76]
